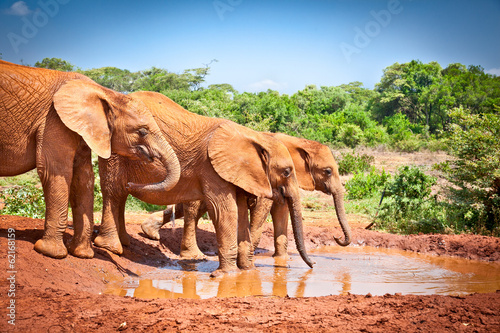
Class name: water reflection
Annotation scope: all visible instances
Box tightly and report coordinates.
[104,246,500,299]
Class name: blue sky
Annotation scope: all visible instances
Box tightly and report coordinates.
[1,0,499,94]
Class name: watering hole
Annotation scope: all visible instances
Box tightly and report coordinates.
[103,246,500,299]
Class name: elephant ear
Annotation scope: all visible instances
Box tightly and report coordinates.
[53,79,112,158]
[290,147,316,191]
[208,123,273,199]
[273,133,315,191]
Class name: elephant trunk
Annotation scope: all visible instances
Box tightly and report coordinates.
[332,191,351,247]
[127,132,181,193]
[287,196,314,268]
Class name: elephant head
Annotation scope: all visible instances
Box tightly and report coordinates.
[53,79,180,192]
[273,133,351,247]
[209,123,314,268]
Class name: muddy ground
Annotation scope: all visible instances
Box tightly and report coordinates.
[1,212,499,333]
[1,150,499,332]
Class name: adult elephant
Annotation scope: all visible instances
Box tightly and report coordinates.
[142,133,351,264]
[95,91,313,276]
[0,60,180,259]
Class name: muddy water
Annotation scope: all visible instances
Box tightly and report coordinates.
[104,246,500,299]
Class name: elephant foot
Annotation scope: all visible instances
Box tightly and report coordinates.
[93,234,123,255]
[141,218,163,240]
[237,241,255,269]
[68,240,94,259]
[210,266,240,278]
[273,235,289,259]
[34,237,68,259]
[237,261,255,270]
[272,252,290,260]
[180,246,206,260]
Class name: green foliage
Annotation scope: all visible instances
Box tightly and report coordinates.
[384,113,413,141]
[336,123,364,148]
[373,60,500,135]
[436,107,500,235]
[344,196,380,217]
[33,57,496,152]
[0,185,46,218]
[0,170,39,187]
[345,167,391,200]
[92,156,103,212]
[34,57,74,71]
[124,196,166,213]
[385,165,436,201]
[337,151,374,175]
[376,166,446,234]
[81,67,137,93]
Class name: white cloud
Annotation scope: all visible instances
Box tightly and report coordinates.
[248,79,287,92]
[4,1,32,16]
[486,68,500,76]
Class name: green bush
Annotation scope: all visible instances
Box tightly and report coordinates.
[389,136,423,152]
[0,185,46,218]
[336,123,364,148]
[423,137,448,152]
[376,165,446,234]
[436,107,500,235]
[337,151,375,175]
[345,167,391,200]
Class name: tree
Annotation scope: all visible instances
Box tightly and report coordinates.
[339,81,378,105]
[183,59,218,91]
[80,67,137,93]
[293,85,349,115]
[438,106,500,235]
[34,57,74,71]
[373,60,442,129]
[132,67,191,92]
[208,83,237,94]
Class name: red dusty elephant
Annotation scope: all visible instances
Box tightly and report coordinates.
[95,91,313,276]
[142,133,351,263]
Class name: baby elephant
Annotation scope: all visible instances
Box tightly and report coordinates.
[95,91,314,276]
[142,133,351,265]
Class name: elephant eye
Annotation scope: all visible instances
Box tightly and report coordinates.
[137,128,149,137]
[325,168,332,176]
[283,167,292,178]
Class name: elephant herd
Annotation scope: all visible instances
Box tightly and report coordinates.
[0,60,351,277]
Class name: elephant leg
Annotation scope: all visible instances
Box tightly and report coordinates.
[237,192,253,270]
[180,201,206,259]
[141,202,186,241]
[33,124,82,258]
[95,192,127,254]
[140,205,174,241]
[205,189,239,277]
[34,173,72,258]
[270,201,290,259]
[249,197,274,253]
[94,156,126,254]
[117,197,129,247]
[67,142,95,258]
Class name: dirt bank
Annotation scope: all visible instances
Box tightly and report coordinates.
[1,213,499,332]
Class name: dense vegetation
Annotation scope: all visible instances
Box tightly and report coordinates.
[1,57,499,236]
